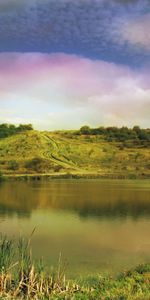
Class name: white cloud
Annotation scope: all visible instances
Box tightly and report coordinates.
[0,53,149,129]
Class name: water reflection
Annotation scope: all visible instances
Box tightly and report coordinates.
[0,180,149,220]
[0,180,150,276]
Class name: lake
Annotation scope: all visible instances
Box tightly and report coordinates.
[0,179,150,277]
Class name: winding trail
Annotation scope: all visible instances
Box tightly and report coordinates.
[41,133,80,171]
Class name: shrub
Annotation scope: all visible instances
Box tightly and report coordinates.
[8,160,19,171]
[25,157,43,172]
[54,165,63,172]
[25,157,53,173]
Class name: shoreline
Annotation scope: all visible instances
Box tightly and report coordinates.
[2,172,150,181]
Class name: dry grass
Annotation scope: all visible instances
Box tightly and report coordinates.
[0,235,150,299]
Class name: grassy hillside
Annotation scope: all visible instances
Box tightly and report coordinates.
[0,130,149,178]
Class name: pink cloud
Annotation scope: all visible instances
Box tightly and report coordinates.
[0,52,149,128]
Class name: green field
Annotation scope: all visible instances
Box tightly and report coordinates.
[0,130,149,178]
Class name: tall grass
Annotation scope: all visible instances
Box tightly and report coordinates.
[0,234,75,299]
[0,234,150,299]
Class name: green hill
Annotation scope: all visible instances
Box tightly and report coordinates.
[0,130,149,178]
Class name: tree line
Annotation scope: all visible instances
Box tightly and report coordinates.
[79,125,150,142]
[0,124,33,139]
[0,123,149,143]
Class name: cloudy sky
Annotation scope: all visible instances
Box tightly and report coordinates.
[0,0,150,129]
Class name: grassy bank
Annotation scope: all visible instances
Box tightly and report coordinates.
[0,235,150,299]
[0,130,150,179]
[2,172,150,181]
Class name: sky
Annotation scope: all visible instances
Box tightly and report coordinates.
[0,0,150,129]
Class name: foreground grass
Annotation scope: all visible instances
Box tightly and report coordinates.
[0,236,150,299]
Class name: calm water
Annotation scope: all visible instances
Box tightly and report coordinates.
[0,179,150,277]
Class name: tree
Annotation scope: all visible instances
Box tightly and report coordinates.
[17,124,33,132]
[0,123,34,139]
[80,126,91,135]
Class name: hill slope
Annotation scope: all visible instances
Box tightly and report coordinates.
[0,130,149,178]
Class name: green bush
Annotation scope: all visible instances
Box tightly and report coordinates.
[25,157,43,172]
[24,157,53,173]
[8,160,19,171]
